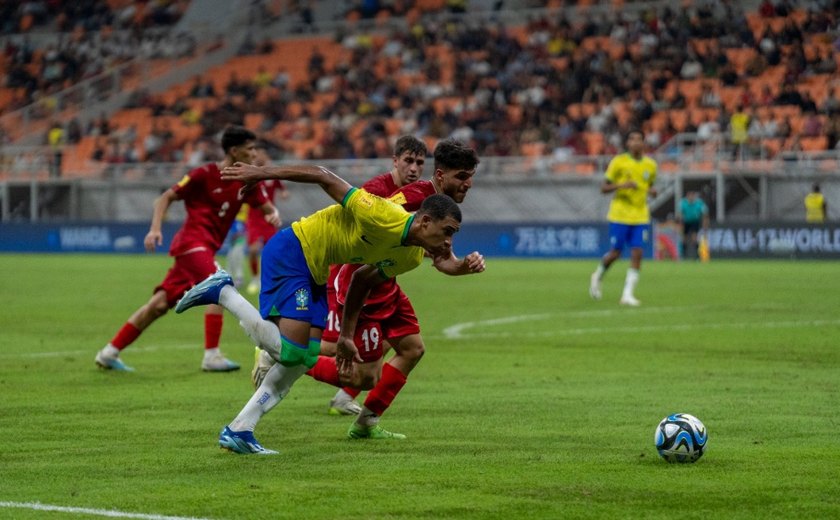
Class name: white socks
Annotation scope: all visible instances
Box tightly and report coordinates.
[218,285,282,360]
[594,263,606,280]
[229,362,308,432]
[623,268,639,299]
[355,407,379,428]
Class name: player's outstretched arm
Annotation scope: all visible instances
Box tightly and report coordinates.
[145,188,178,252]
[432,250,485,276]
[222,163,352,204]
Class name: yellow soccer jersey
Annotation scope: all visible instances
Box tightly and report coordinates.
[805,193,825,223]
[291,188,425,285]
[604,153,657,225]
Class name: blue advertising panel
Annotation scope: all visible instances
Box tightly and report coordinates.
[0,222,182,253]
[0,221,655,258]
[706,223,840,259]
[452,222,654,259]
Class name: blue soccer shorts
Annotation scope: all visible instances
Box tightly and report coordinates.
[608,222,649,251]
[258,227,327,329]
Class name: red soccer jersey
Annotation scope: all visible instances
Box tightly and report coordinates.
[168,163,268,256]
[247,179,284,225]
[388,180,437,212]
[362,172,400,197]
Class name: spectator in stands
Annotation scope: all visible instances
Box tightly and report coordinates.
[775,83,803,106]
[189,75,216,98]
[730,105,750,159]
[46,120,64,178]
[801,110,823,138]
[700,83,722,108]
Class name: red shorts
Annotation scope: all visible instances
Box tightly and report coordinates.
[322,288,420,360]
[247,214,276,247]
[155,249,219,308]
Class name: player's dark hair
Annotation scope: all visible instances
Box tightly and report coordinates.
[221,126,257,153]
[813,183,821,192]
[434,138,479,172]
[393,135,427,158]
[417,194,462,223]
[625,128,644,142]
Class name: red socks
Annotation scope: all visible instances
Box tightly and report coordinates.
[249,256,259,277]
[364,363,407,417]
[306,356,341,386]
[204,313,223,349]
[343,386,361,398]
[110,322,141,350]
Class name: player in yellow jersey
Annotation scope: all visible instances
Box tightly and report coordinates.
[175,164,484,454]
[804,183,827,223]
[589,129,657,306]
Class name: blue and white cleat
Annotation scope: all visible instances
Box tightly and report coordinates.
[95,349,135,372]
[218,426,277,455]
[175,270,233,314]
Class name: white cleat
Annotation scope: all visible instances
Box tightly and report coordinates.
[589,272,602,300]
[202,352,241,372]
[329,396,362,416]
[619,295,641,307]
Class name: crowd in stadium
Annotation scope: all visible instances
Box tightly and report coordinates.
[2,0,840,171]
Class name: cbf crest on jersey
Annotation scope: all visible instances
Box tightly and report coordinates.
[643,170,651,182]
[295,288,310,311]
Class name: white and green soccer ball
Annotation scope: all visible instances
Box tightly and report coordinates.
[654,413,708,463]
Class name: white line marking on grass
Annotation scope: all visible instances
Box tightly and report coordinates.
[441,307,689,339]
[437,318,840,340]
[0,501,216,520]
[0,343,199,360]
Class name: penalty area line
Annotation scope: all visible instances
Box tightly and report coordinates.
[0,501,216,520]
[434,318,840,340]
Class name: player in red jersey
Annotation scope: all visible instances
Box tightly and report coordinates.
[95,126,281,372]
[245,141,288,295]
[250,135,428,401]
[260,138,481,439]
[317,138,481,438]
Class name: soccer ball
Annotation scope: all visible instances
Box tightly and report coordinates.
[654,413,708,463]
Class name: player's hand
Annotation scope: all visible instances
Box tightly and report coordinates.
[622,181,638,189]
[649,187,658,198]
[144,230,163,252]
[265,209,282,228]
[335,336,363,376]
[462,251,486,274]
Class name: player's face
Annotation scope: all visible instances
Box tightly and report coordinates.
[231,141,258,165]
[254,147,270,167]
[626,133,644,155]
[393,152,425,186]
[419,215,460,255]
[436,167,475,203]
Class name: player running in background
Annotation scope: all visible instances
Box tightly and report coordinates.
[302,139,480,433]
[589,129,657,306]
[245,140,288,295]
[175,164,481,454]
[94,126,281,372]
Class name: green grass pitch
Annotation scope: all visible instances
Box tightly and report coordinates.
[0,254,838,519]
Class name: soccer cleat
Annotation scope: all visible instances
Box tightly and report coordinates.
[589,272,602,300]
[251,347,275,389]
[329,396,362,416]
[175,270,233,314]
[218,426,277,455]
[329,397,362,416]
[347,423,406,440]
[202,352,241,372]
[619,295,641,307]
[246,279,260,295]
[95,349,135,372]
